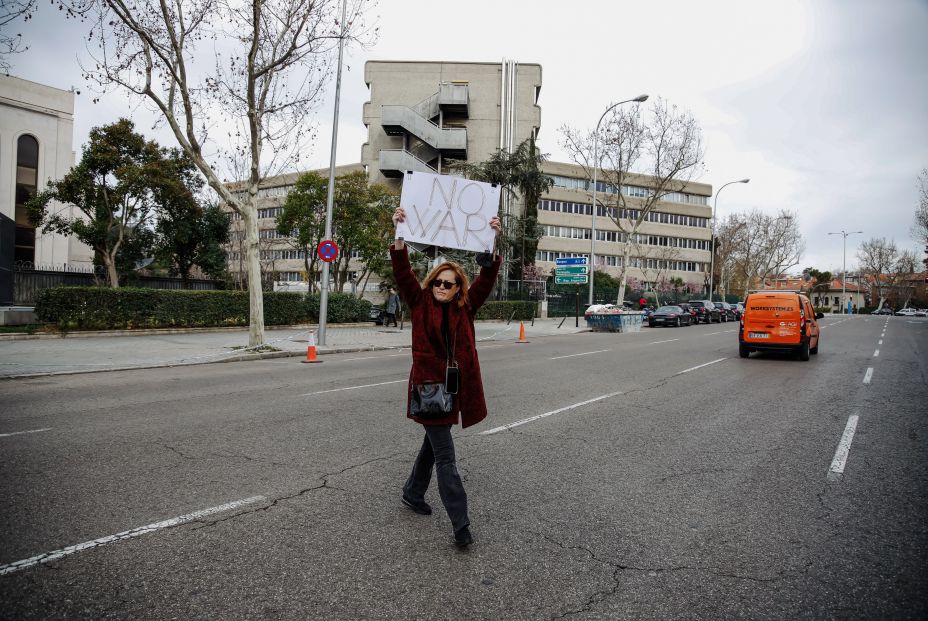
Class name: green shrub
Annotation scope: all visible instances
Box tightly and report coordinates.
[476,300,537,321]
[813,307,832,314]
[35,287,371,330]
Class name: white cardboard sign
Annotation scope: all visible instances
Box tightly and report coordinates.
[396,171,500,253]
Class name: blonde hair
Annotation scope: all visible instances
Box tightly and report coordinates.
[421,261,471,308]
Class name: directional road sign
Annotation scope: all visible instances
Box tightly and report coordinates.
[555,266,589,275]
[555,257,588,266]
[555,275,589,285]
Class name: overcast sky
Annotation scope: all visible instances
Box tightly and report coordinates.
[7,0,928,273]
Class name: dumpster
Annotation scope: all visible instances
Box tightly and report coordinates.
[584,310,644,332]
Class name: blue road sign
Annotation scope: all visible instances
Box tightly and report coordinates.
[555,257,589,266]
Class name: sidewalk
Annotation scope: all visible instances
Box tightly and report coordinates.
[0,319,589,378]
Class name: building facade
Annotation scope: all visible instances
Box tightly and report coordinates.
[535,161,713,289]
[0,75,91,268]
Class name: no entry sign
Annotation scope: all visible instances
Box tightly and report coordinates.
[317,239,339,263]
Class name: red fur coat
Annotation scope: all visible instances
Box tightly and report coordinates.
[390,244,501,428]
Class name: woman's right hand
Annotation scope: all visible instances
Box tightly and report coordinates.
[392,207,406,227]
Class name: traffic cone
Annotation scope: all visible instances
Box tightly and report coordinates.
[516,321,529,344]
[301,330,323,363]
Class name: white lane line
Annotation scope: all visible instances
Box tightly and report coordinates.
[648,339,679,345]
[873,349,880,357]
[480,391,623,435]
[827,415,860,482]
[725,329,737,333]
[0,428,52,438]
[549,349,611,360]
[302,379,406,396]
[0,496,265,576]
[343,352,410,362]
[676,358,727,375]
[705,331,724,336]
[878,340,883,345]
[863,368,873,384]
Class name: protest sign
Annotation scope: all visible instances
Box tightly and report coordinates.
[396,171,500,253]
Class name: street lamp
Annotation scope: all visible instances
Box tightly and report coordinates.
[828,230,863,314]
[708,178,750,301]
[589,93,649,306]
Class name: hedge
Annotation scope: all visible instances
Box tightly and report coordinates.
[35,287,372,330]
[475,300,537,321]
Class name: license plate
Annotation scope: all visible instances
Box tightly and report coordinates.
[749,332,769,339]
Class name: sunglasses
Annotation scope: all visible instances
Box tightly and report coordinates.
[431,279,458,290]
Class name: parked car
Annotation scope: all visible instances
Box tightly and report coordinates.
[871,307,893,315]
[369,305,385,325]
[648,305,692,327]
[732,303,744,320]
[714,301,736,322]
[677,302,699,325]
[688,300,721,324]
[896,308,917,317]
[915,309,927,317]
[739,291,823,361]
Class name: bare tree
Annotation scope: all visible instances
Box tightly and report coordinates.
[857,237,898,305]
[560,97,705,304]
[914,168,928,256]
[0,0,36,73]
[63,0,375,345]
[636,244,681,307]
[721,210,804,296]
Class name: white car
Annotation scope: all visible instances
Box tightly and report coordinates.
[895,308,917,316]
[915,309,928,317]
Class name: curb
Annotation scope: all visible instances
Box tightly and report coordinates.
[0,323,371,341]
[0,344,406,380]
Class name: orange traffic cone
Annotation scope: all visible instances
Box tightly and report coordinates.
[516,321,529,344]
[301,330,323,363]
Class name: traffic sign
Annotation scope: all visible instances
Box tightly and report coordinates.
[555,275,589,285]
[317,239,339,263]
[555,257,588,266]
[555,266,589,275]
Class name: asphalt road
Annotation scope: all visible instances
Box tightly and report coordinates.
[1,315,926,619]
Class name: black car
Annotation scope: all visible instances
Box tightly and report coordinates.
[369,305,384,325]
[687,300,721,324]
[714,301,736,322]
[648,305,692,327]
[677,302,698,324]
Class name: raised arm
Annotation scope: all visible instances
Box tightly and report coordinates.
[390,243,422,307]
[467,254,503,311]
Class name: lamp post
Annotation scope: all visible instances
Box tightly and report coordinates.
[828,230,863,314]
[589,94,649,306]
[708,178,750,301]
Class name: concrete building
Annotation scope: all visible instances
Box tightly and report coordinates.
[536,161,713,289]
[0,75,91,269]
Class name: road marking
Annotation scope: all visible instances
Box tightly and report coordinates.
[480,391,623,435]
[549,349,611,360]
[873,349,880,357]
[705,331,724,336]
[648,339,679,345]
[677,358,726,375]
[302,379,406,396]
[827,415,860,482]
[725,329,737,333]
[878,340,883,345]
[343,352,410,362]
[0,496,266,576]
[863,368,873,384]
[0,428,52,438]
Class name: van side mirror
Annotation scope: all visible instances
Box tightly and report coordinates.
[815,312,824,319]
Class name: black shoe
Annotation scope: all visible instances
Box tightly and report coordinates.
[401,495,432,515]
[454,526,473,547]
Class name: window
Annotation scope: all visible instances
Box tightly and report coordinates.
[15,135,39,263]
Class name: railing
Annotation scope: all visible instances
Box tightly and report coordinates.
[13,267,221,305]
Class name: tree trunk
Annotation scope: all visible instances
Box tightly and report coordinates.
[243,210,265,346]
[616,243,633,305]
[104,254,120,288]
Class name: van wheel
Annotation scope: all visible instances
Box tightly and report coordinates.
[739,344,750,358]
[799,340,810,361]
[811,340,819,355]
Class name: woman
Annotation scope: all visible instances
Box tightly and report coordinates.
[390,206,502,548]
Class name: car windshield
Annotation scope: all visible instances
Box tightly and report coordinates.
[657,306,681,312]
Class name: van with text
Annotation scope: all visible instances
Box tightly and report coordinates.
[739,291,824,361]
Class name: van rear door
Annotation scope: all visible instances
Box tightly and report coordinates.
[743,294,801,344]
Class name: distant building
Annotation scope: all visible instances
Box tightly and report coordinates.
[0,75,91,268]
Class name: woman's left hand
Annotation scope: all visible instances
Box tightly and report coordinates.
[489,216,502,237]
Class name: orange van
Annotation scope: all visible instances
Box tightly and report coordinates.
[739,291,824,361]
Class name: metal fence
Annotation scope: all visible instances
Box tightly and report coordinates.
[13,266,221,305]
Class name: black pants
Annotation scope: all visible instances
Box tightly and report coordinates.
[385,312,397,327]
[403,424,469,532]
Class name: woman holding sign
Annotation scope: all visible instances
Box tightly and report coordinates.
[391,206,502,548]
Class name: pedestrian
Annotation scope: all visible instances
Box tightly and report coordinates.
[639,296,647,310]
[384,287,400,327]
[390,206,502,548]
